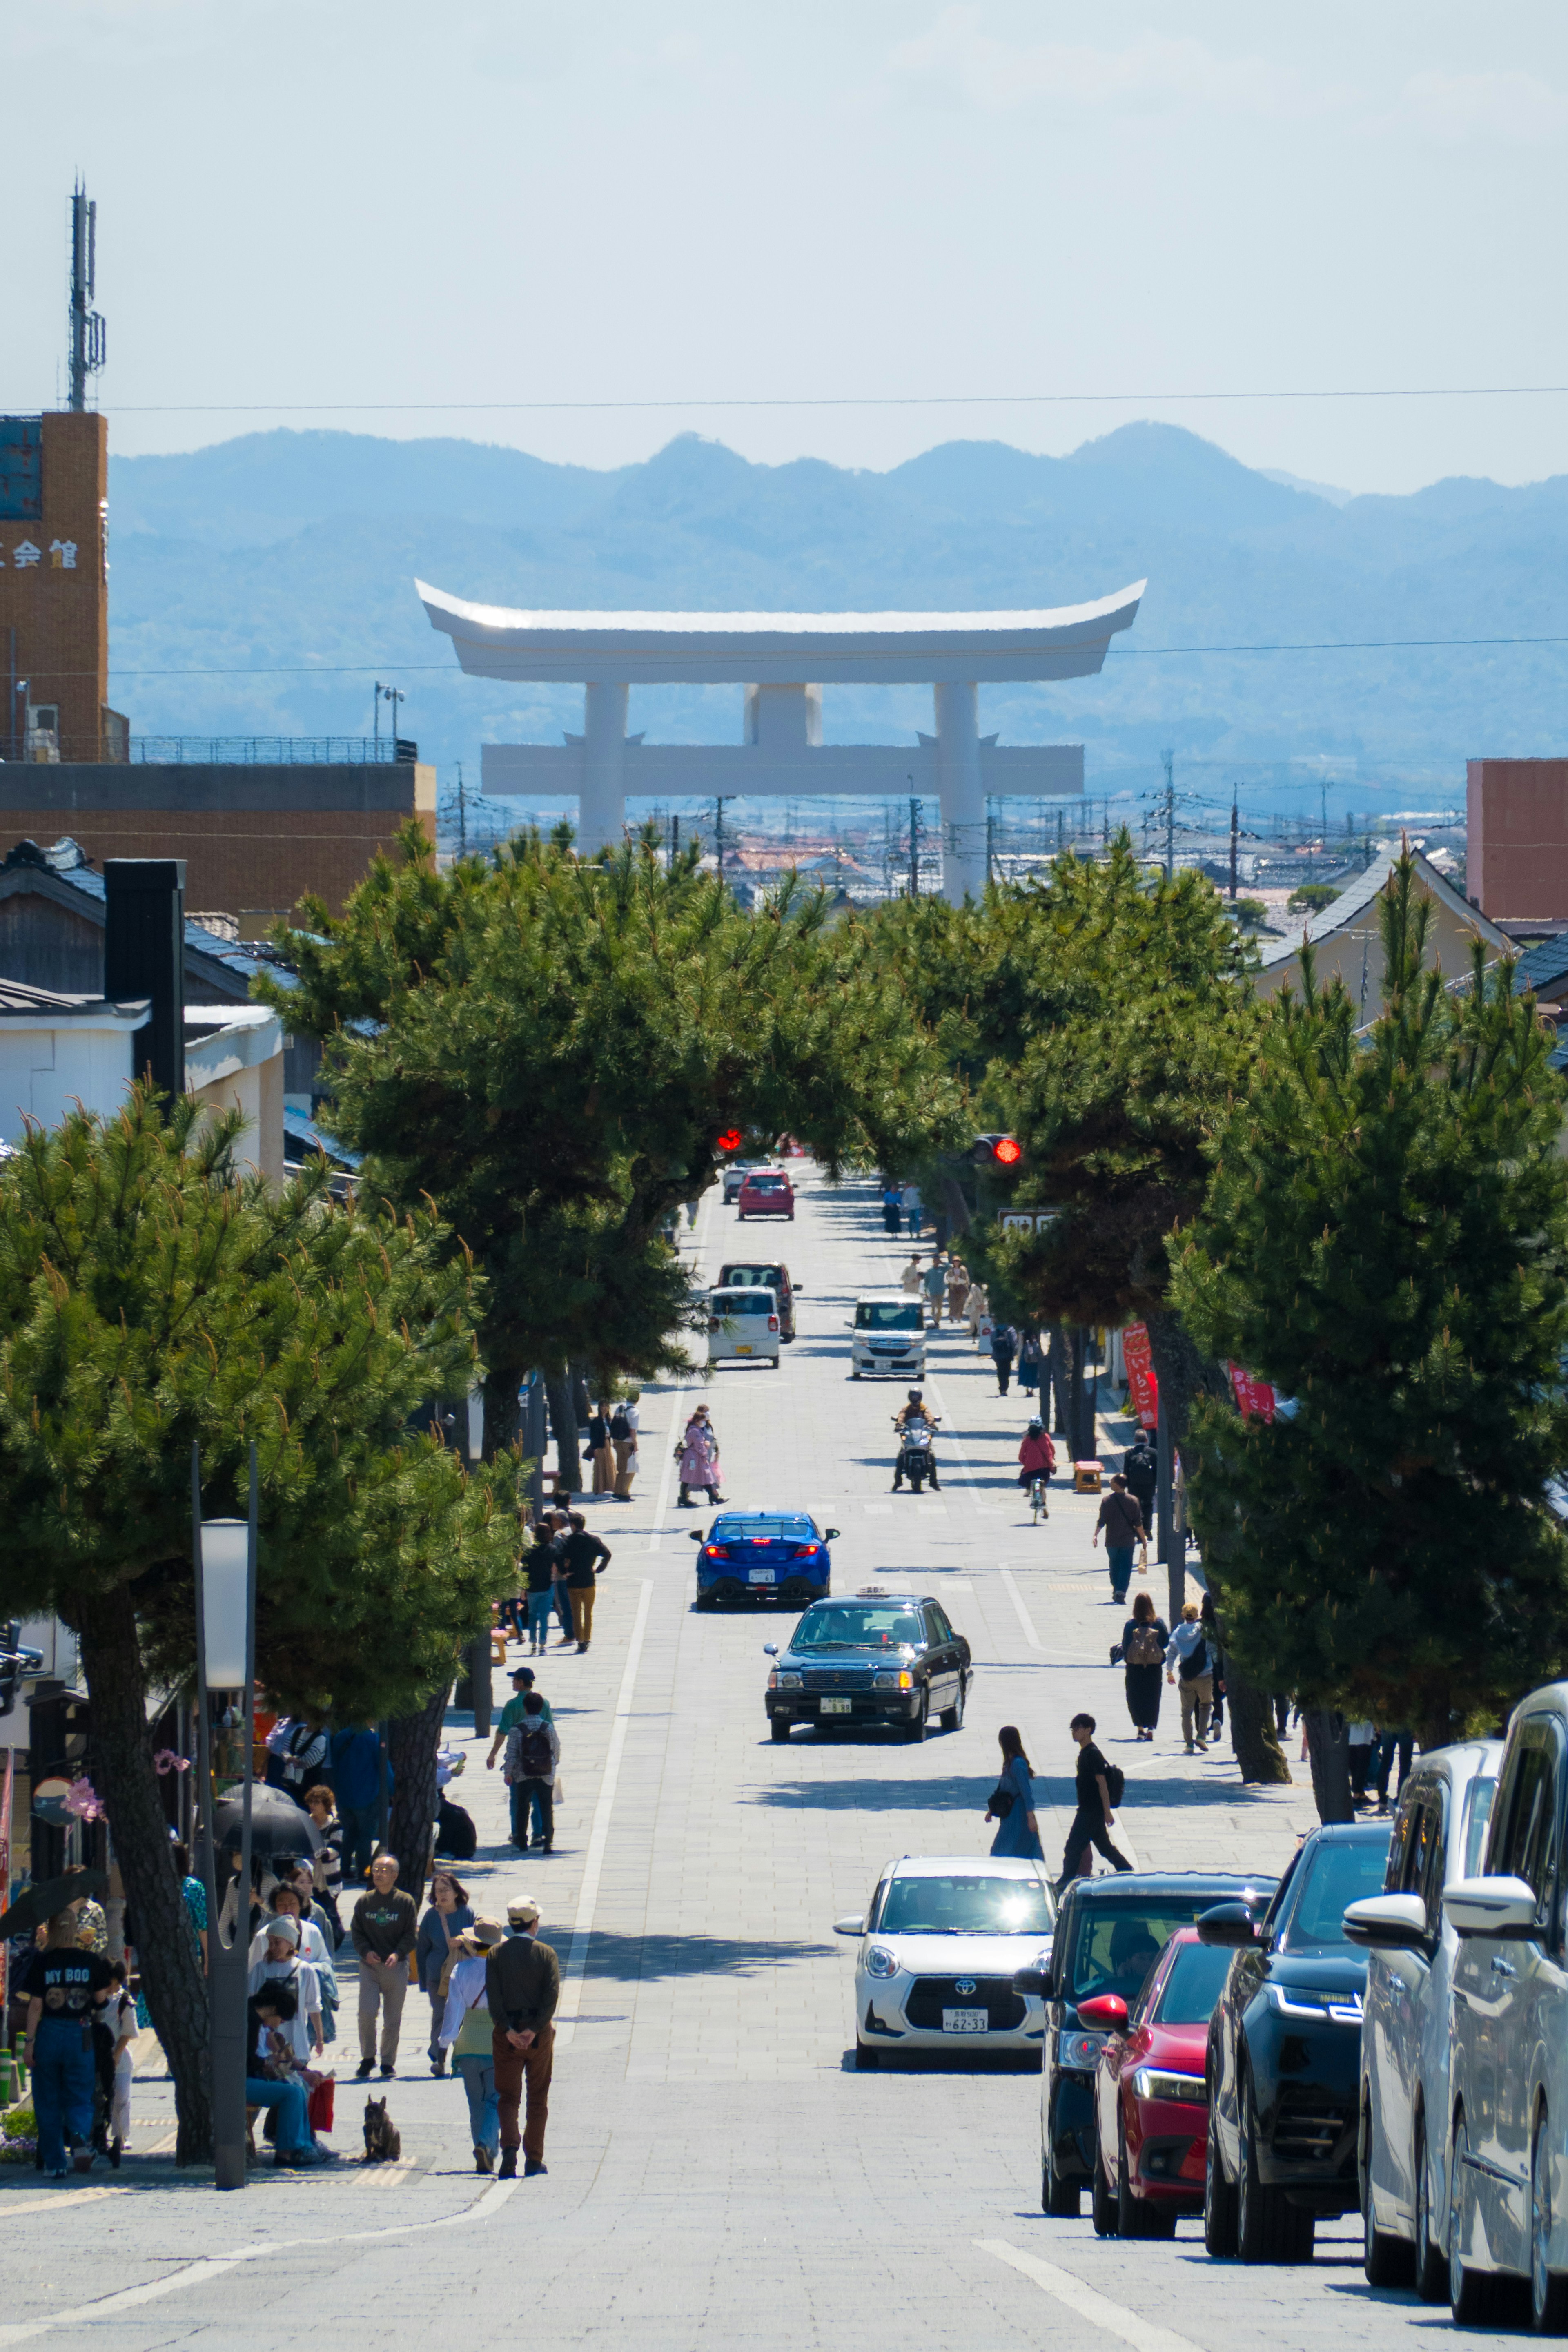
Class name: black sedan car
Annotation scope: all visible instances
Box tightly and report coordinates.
[1200,1819,1390,2265]
[764,1588,971,1743]
[1017,1870,1277,2217]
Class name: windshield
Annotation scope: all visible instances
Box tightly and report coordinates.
[1463,1777,1497,1878]
[712,1291,774,1316]
[714,1517,816,1542]
[793,1606,924,1651]
[746,1175,786,1190]
[1149,1940,1234,2024]
[1069,1902,1232,2005]
[720,1266,784,1289]
[880,1873,1054,1936]
[858,1302,921,1329]
[1278,1838,1390,1952]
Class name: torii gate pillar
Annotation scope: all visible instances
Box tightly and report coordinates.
[933,681,985,904]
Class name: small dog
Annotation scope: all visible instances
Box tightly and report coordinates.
[362,2097,401,2163]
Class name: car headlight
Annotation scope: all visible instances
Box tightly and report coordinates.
[1265,1983,1363,2023]
[1133,2067,1207,2105]
[865,1945,900,1979]
[874,1670,915,1690]
[773,1672,802,1689]
[1058,2030,1104,2071]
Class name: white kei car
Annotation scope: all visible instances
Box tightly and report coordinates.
[835,1854,1055,2068]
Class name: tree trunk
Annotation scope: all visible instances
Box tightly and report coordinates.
[1223,1659,1293,1787]
[544,1372,581,1494]
[481,1360,524,1458]
[76,1578,213,2164]
[1303,1708,1355,1823]
[386,1679,453,1904]
[570,1362,592,1427]
[1045,1326,1068,1438]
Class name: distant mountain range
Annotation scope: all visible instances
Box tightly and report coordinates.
[107,422,1568,814]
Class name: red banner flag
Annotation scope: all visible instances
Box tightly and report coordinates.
[1227,1361,1276,1421]
[1122,1322,1159,1430]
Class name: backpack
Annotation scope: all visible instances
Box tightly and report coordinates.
[1102,1763,1127,1806]
[518,1724,554,1779]
[1125,1623,1164,1668]
[1178,1636,1211,1681]
[610,1410,632,1441]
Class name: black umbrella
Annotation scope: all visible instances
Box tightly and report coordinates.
[0,1867,109,1941]
[213,1786,322,1861]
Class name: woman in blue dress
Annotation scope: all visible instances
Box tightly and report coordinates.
[986,1725,1044,1861]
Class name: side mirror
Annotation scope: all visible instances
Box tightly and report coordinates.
[1012,1964,1051,1998]
[794,1288,805,1295]
[688,1530,704,1542]
[1076,1993,1129,2031]
[763,1643,779,1657]
[1444,1875,1541,1939]
[1343,1892,1431,1951]
[824,1528,841,1541]
[833,1915,866,1937]
[1197,1900,1261,1948]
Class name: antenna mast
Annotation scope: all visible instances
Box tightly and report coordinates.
[68,180,107,412]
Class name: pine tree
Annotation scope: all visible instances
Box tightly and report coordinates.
[1172,857,1568,1757]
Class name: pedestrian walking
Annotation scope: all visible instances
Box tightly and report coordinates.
[1122,1427,1157,1521]
[881,1182,902,1237]
[1348,1720,1378,1807]
[350,1853,418,2080]
[1373,1726,1414,1815]
[488,1896,561,2178]
[610,1392,640,1498]
[1165,1603,1214,1752]
[1057,1714,1135,1888]
[1093,1474,1147,1603]
[560,1511,610,1650]
[585,1400,615,1494]
[921,1253,947,1324]
[676,1406,724,1507]
[437,1914,507,2173]
[21,1911,113,2177]
[301,1792,345,1945]
[416,1870,474,2077]
[1113,1592,1168,1739]
[990,1322,1017,1395]
[946,1257,970,1321]
[100,1963,136,2162]
[966,1280,990,1344]
[901,1181,923,1237]
[328,1724,383,1886]
[1017,1419,1056,1490]
[486,1666,556,1846]
[545,1509,575,1642]
[503,1694,561,1854]
[518,1523,557,1652]
[1015,1328,1042,1400]
[900,1253,923,1296]
[985,1726,1045,1862]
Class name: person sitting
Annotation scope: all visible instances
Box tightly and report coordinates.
[1104,1919,1162,2006]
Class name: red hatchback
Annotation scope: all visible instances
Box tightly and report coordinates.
[737,1169,794,1220]
[1084,1927,1233,2240]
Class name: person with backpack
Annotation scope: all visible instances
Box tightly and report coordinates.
[487,1667,556,1849]
[1165,1601,1214,1753]
[1123,1428,1158,1522]
[989,1322,1017,1396]
[503,1694,560,1855]
[1112,1592,1169,1739]
[1057,1712,1135,1888]
[610,1393,639,1498]
[984,1725,1043,1861]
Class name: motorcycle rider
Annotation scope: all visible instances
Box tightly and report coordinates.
[891,1391,941,1493]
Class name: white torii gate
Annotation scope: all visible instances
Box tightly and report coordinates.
[416,579,1145,903]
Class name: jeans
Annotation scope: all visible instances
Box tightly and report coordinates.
[455,2054,499,2157]
[1106,1545,1134,1599]
[1374,1730,1413,1805]
[1060,1806,1134,1883]
[993,1358,1012,1394]
[526,1590,554,1646]
[493,2023,554,2161]
[245,2074,312,2153]
[32,2017,95,2173]
[337,1801,378,1884]
[508,1778,550,1846]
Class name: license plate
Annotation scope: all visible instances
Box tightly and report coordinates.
[735,1343,753,1353]
[747,1569,775,1584]
[819,1696,853,1715]
[942,2008,989,2035]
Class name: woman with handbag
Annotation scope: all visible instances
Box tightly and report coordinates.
[585,1402,615,1494]
[984,1725,1044,1862]
[1112,1590,1169,1740]
[416,1871,474,2078]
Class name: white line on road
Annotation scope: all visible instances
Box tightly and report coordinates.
[554,1576,654,2049]
[0,2180,519,2348]
[1000,1567,1043,1649]
[975,2238,1202,2352]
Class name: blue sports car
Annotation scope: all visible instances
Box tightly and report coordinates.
[689,1511,839,1607]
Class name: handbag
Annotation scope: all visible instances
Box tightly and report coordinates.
[306,2076,335,2134]
[987,1782,1016,1818]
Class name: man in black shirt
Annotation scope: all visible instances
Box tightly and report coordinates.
[1123,1430,1158,1520]
[22,1923,114,2177]
[559,1512,610,1652]
[1056,1712,1134,1891]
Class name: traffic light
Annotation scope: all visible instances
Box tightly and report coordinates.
[715,1129,743,1156]
[971,1133,1022,1168]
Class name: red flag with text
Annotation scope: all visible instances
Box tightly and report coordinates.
[1121,1323,1158,1430]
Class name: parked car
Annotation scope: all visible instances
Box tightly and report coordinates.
[834,1855,1054,2069]
[1200,1820,1390,2265]
[721,1159,767,1204]
[847,1291,926,1381]
[717,1258,799,1342]
[763,1587,971,1744]
[1086,1927,1236,2239]
[707,1284,781,1368]
[689,1511,837,1609]
[1016,1870,1277,2218]
[1345,1738,1500,2298]
[737,1168,795,1220]
[1444,1681,1568,2329]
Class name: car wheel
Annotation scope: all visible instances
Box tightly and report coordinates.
[1204,2098,1238,2256]
[940,1680,965,1733]
[1044,2113,1082,2217]
[1091,2144,1118,2238]
[1532,2104,1568,2333]
[1237,2064,1314,2265]
[1362,2095,1414,2286]
[1413,2109,1447,2303]
[851,1366,862,1380]
[854,2041,878,2071]
[1450,2110,1506,2325]
[769,1717,791,1744]
[904,1692,929,1743]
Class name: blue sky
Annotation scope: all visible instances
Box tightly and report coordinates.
[5,2,1568,493]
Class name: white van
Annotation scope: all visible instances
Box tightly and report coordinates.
[847,1292,926,1381]
[707,1285,782,1369]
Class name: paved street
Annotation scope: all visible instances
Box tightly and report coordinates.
[0,1170,1523,2347]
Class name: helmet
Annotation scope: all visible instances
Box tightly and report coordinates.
[1027,1418,1043,1435]
[906,1389,923,1403]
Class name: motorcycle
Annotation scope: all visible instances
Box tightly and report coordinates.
[892,1414,940,1496]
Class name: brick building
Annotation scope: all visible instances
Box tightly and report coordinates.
[0,410,117,763]
[1467,758,1568,924]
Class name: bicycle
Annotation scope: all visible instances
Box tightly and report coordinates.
[1029,1474,1049,1524]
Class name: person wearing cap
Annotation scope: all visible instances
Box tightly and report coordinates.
[486,1668,556,1850]
[486,1898,560,2178]
[245,1915,325,2062]
[438,1915,506,2173]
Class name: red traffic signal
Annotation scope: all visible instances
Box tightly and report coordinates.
[715,1128,743,1155]
[972,1133,1022,1168]
[994,1135,1022,1166]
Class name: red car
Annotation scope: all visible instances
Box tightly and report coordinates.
[1084,1926,1233,2240]
[737,1169,794,1220]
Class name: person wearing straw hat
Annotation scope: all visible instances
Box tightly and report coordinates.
[437,1915,507,2174]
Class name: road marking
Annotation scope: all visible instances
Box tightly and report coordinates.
[348,2157,421,2185]
[975,2239,1202,2352]
[1000,1567,1043,1650]
[554,1576,654,2048]
[920,1373,973,1487]
[0,2185,130,2216]
[863,1502,893,1516]
[0,2179,519,2347]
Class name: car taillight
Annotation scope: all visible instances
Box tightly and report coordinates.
[768,1316,779,1331]
[797,1543,820,1557]
[703,1545,724,1558]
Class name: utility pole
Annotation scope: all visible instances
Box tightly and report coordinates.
[715,797,727,886]
[985,798,995,886]
[1229,786,1239,901]
[1162,749,1175,878]
[456,761,467,856]
[67,181,106,413]
[909,794,920,898]
[383,684,404,751]
[373,681,381,757]
[671,812,680,865]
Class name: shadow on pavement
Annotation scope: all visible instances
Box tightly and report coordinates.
[748,1768,1077,1811]
[579,1928,837,1980]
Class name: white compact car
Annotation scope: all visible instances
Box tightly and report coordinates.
[707,1284,782,1368]
[835,1855,1054,2068]
[1344,1737,1500,2298]
[847,1291,926,1381]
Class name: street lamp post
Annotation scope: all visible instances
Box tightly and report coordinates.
[192,1442,257,2191]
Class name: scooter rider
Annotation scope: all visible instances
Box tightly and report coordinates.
[892,1392,941,1493]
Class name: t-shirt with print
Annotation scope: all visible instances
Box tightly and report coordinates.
[22,1948,114,2018]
